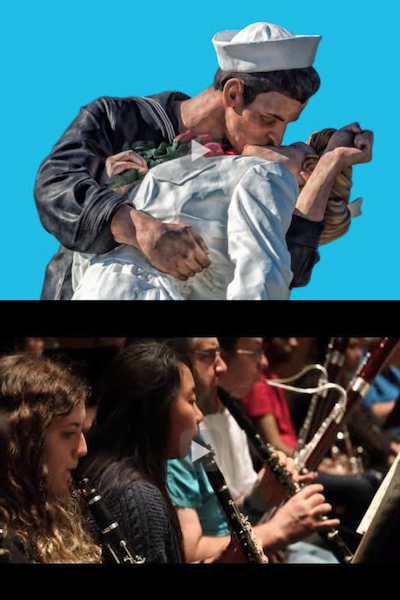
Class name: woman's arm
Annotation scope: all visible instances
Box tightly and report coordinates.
[286,215,325,288]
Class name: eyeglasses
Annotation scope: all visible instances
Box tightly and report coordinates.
[193,349,222,364]
[235,349,264,360]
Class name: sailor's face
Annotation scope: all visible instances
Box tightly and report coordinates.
[223,84,306,153]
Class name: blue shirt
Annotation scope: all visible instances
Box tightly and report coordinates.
[364,365,400,408]
[364,365,400,436]
[166,443,229,537]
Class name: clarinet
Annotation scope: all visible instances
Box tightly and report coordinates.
[194,435,264,564]
[74,474,146,564]
[302,337,400,473]
[297,338,350,451]
[218,387,353,564]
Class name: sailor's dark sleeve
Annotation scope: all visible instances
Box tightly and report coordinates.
[34,97,136,255]
[286,215,326,289]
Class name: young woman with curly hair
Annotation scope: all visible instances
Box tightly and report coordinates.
[0,353,102,563]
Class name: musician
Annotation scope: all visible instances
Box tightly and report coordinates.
[286,337,400,470]
[0,354,102,563]
[80,339,257,563]
[340,339,400,468]
[166,337,340,563]
[241,337,379,532]
[363,341,400,437]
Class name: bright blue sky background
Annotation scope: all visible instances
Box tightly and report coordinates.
[1,0,397,300]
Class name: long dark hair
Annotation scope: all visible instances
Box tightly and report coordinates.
[82,339,192,560]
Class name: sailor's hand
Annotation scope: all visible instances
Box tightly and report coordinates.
[132,212,211,281]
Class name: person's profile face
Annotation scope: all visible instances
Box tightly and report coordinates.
[224,85,306,153]
[345,338,364,371]
[247,142,315,187]
[166,364,203,459]
[43,402,87,498]
[190,337,227,415]
[223,337,268,397]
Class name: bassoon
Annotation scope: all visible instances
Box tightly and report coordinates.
[298,337,400,473]
[296,338,350,451]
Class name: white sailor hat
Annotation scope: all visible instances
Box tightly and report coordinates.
[212,22,321,73]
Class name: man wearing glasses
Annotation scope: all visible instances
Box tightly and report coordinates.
[166,337,338,563]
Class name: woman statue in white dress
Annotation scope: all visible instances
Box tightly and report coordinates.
[71,128,366,301]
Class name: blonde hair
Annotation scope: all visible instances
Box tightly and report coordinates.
[303,128,353,245]
[0,354,101,563]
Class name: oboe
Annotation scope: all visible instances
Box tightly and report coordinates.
[194,435,264,564]
[297,338,350,451]
[74,474,146,564]
[302,337,400,473]
[218,386,353,564]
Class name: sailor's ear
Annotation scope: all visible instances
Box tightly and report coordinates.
[222,78,245,108]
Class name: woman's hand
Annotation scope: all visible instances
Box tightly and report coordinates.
[106,149,149,195]
[106,149,149,178]
[323,123,374,168]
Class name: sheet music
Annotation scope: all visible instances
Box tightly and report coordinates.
[357,451,400,535]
